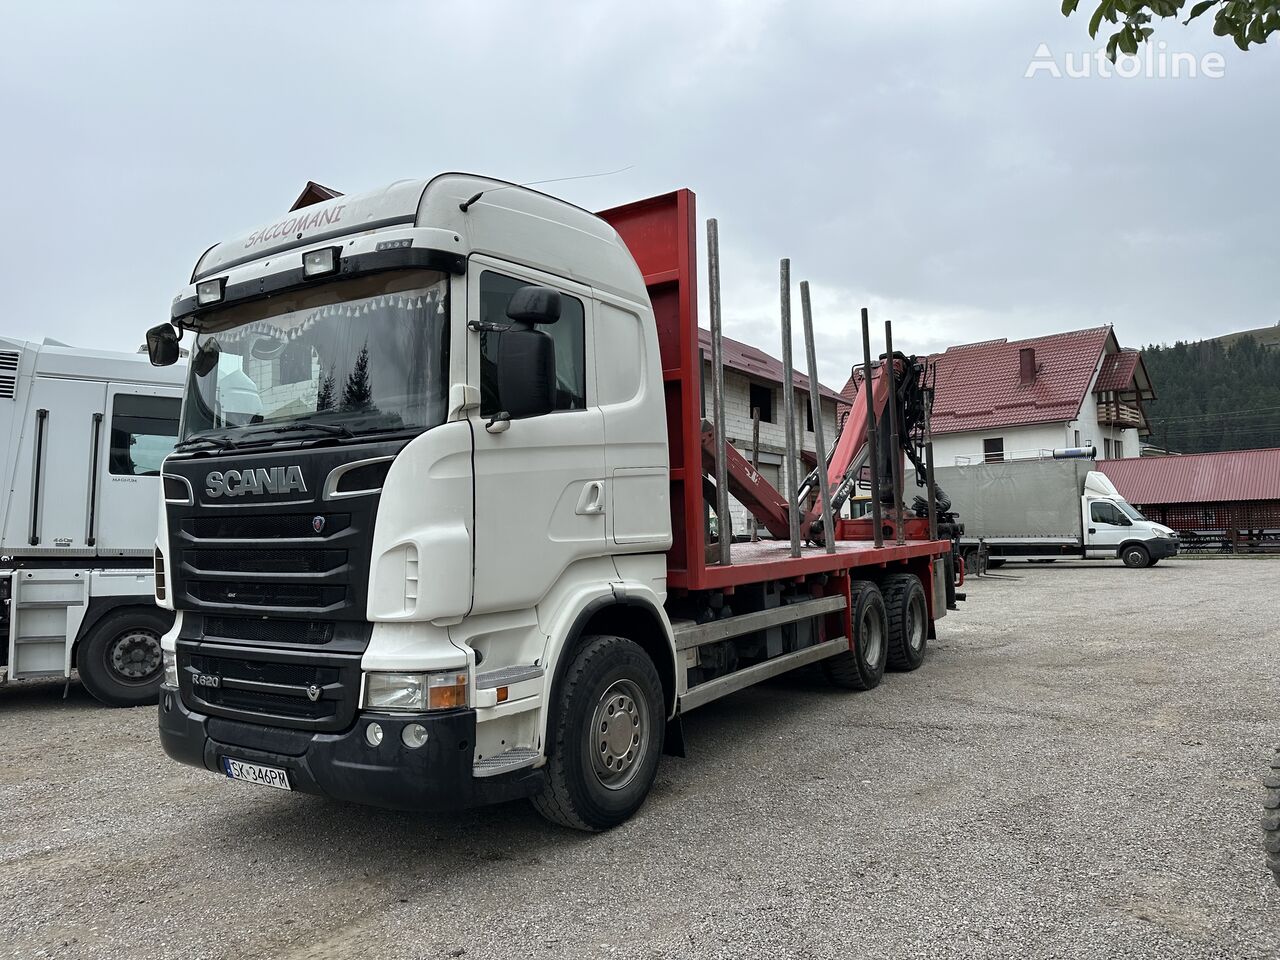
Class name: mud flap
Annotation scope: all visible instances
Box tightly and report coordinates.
[663,713,687,758]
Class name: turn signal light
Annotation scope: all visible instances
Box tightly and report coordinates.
[427,673,468,710]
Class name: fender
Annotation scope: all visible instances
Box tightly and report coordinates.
[536,582,679,746]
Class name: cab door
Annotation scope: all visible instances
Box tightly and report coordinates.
[94,384,183,556]
[1085,499,1133,558]
[466,258,606,616]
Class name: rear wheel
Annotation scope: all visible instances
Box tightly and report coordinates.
[532,635,665,831]
[1121,544,1151,568]
[76,608,171,707]
[823,582,888,691]
[883,574,928,672]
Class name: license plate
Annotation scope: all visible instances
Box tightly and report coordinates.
[222,757,291,791]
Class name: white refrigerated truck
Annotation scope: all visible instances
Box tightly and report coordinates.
[0,337,184,704]
[934,458,1179,570]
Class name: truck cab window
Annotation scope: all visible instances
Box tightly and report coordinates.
[110,395,180,476]
[1090,501,1128,526]
[479,271,585,416]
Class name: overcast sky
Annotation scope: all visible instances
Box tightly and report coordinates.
[3,1,1276,389]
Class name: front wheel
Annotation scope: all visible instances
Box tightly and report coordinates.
[1121,544,1151,568]
[532,635,665,831]
[76,608,172,707]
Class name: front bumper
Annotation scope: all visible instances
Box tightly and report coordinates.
[1147,537,1180,560]
[158,686,543,812]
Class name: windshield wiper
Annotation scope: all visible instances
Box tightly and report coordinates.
[246,422,356,440]
[174,434,237,452]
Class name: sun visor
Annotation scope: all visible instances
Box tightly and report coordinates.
[192,179,430,282]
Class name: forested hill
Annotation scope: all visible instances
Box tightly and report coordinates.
[1140,334,1280,454]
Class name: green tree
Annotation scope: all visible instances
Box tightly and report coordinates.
[316,364,337,411]
[1061,1,1279,58]
[341,344,375,412]
[1141,334,1280,454]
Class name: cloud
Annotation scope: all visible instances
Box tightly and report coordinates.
[1,0,1275,370]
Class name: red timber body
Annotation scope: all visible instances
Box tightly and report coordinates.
[597,190,952,595]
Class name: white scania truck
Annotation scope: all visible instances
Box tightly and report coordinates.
[0,337,183,704]
[147,174,958,830]
[934,459,1179,570]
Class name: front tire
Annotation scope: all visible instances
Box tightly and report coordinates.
[532,635,665,831]
[1121,544,1151,568]
[823,581,888,691]
[76,608,171,707]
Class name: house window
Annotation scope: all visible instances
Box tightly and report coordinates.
[1115,440,1124,459]
[805,397,814,433]
[982,437,1004,463]
[1073,429,1080,448]
[479,271,586,415]
[749,384,774,424]
[1104,438,1112,459]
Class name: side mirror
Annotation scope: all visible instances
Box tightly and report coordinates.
[146,323,181,367]
[506,285,561,325]
[497,328,556,419]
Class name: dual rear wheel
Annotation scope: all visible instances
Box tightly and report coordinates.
[823,574,928,691]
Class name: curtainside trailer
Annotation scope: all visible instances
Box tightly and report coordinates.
[146,175,959,829]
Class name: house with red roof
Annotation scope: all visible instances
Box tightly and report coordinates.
[841,326,1155,468]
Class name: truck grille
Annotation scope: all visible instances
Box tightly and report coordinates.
[188,514,352,540]
[181,649,359,731]
[203,617,335,646]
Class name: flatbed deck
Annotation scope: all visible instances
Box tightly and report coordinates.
[699,537,952,590]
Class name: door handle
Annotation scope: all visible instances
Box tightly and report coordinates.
[1088,528,1096,534]
[576,481,605,516]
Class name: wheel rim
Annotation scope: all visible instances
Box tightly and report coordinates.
[1125,549,1143,567]
[860,606,883,668]
[589,679,649,791]
[106,628,162,684]
[906,593,926,652]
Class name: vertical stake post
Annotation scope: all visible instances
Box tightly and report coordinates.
[707,219,731,568]
[751,408,761,542]
[779,259,801,558]
[884,319,906,545]
[861,308,884,549]
[800,281,836,554]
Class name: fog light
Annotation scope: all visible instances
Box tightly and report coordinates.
[402,723,429,749]
[196,278,225,305]
[303,246,340,277]
[365,722,384,747]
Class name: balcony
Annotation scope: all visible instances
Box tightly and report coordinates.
[1097,398,1143,428]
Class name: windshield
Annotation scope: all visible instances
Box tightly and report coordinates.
[180,270,448,444]
[1116,501,1147,522]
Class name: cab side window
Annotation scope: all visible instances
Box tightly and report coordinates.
[109,395,181,476]
[1091,502,1127,525]
[479,270,586,416]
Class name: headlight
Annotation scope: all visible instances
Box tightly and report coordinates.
[364,670,469,712]
[163,649,179,687]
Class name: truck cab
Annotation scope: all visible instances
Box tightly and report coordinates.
[1081,471,1179,566]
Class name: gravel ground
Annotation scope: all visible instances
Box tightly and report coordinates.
[2,559,1277,959]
